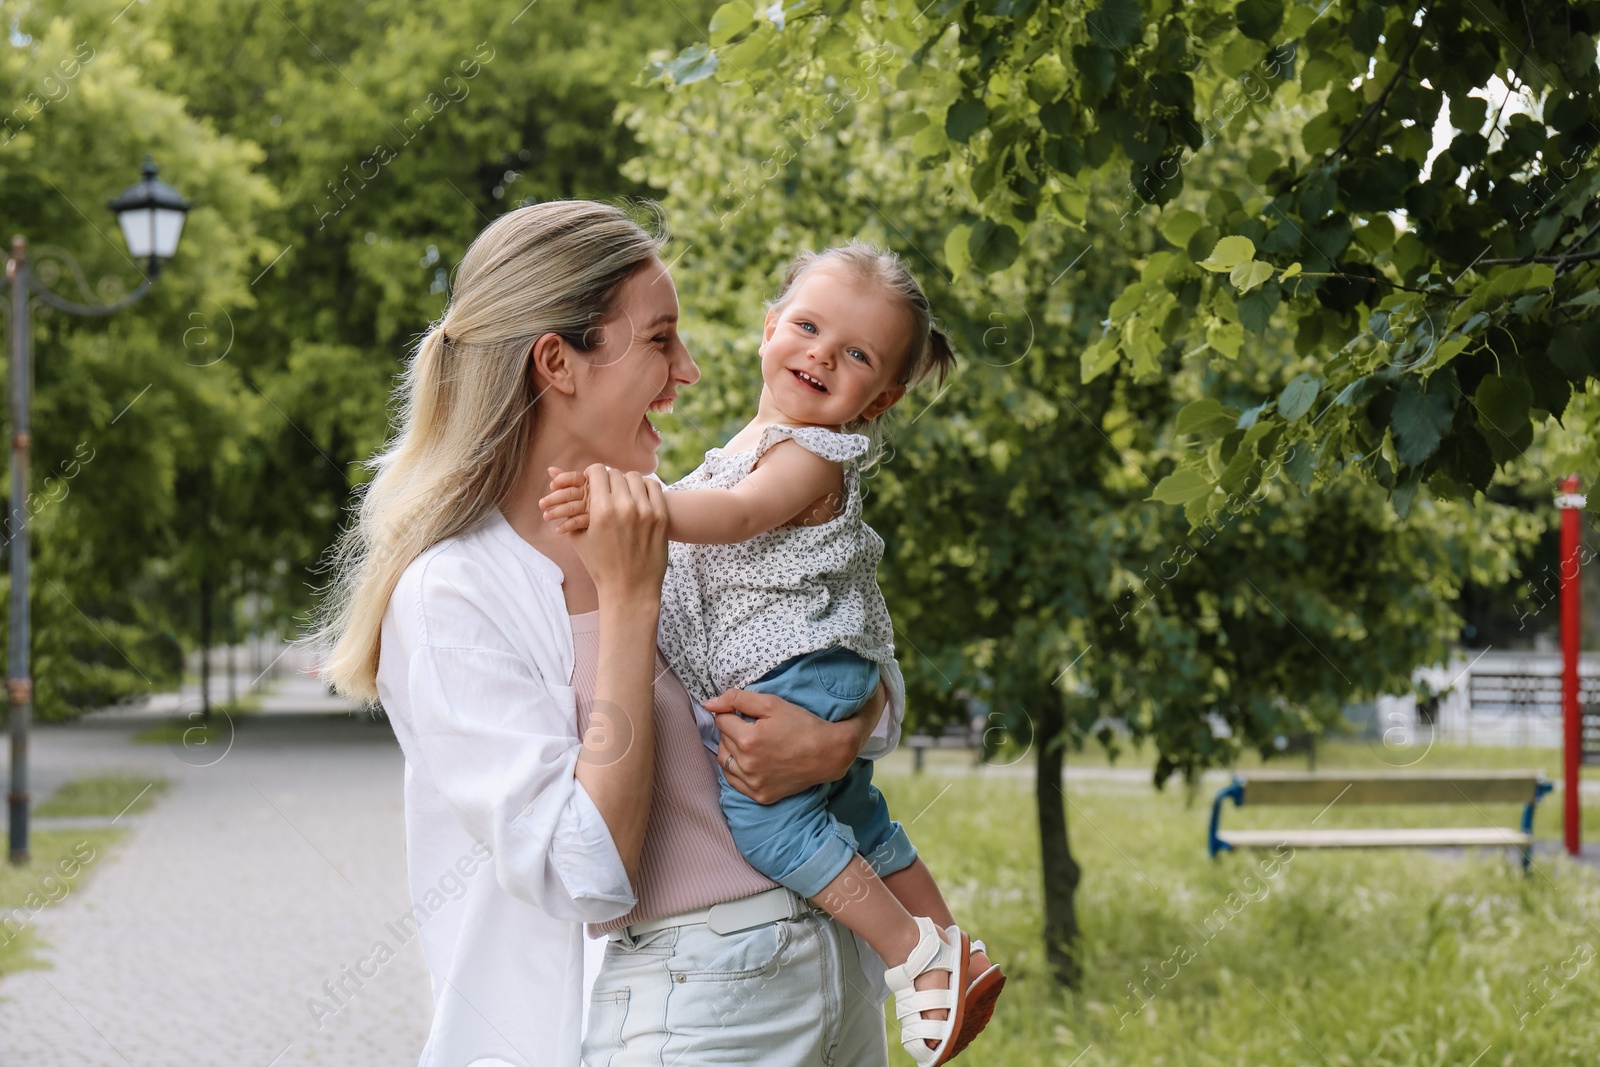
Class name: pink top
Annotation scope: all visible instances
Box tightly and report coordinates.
[569,610,776,936]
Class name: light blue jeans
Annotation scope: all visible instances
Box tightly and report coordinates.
[721,647,918,898]
[580,912,888,1066]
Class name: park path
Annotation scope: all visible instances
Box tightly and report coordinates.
[0,674,434,1066]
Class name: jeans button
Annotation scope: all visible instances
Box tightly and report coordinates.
[674,972,687,983]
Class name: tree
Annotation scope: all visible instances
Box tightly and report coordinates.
[4,0,718,715]
[630,20,1542,983]
[2,9,276,717]
[661,0,1600,514]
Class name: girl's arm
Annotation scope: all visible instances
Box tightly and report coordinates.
[540,440,843,544]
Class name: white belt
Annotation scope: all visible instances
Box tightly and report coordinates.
[608,885,819,941]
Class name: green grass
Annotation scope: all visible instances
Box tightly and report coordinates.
[33,774,169,819]
[902,736,1600,782]
[0,829,124,977]
[876,766,1600,1065]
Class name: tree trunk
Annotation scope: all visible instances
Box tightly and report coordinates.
[1036,698,1082,987]
[199,573,212,721]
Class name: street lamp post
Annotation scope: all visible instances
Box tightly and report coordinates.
[2,157,189,865]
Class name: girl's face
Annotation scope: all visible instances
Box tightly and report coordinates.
[759,266,910,428]
[563,257,699,472]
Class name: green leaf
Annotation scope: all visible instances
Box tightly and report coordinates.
[1175,398,1243,436]
[1550,321,1600,379]
[1206,320,1244,359]
[969,219,1021,273]
[944,224,973,277]
[1301,111,1342,156]
[912,122,949,159]
[1086,0,1142,49]
[1149,467,1214,505]
[1390,381,1454,466]
[1235,0,1285,42]
[1200,235,1256,272]
[661,43,719,85]
[892,111,930,137]
[1230,259,1275,293]
[1473,374,1532,435]
[709,2,754,45]
[945,97,988,142]
[1081,335,1121,382]
[1159,209,1204,248]
[1277,374,1319,421]
[1278,262,1302,282]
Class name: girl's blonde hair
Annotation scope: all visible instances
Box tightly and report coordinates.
[768,241,955,466]
[314,200,664,700]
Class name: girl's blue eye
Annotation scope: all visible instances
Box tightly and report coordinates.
[848,349,869,363]
[798,321,817,333]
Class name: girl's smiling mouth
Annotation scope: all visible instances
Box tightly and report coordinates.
[791,369,828,393]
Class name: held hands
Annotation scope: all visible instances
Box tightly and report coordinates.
[539,464,668,599]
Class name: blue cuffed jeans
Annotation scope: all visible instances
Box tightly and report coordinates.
[718,647,918,899]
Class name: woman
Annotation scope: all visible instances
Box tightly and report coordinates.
[316,201,901,1066]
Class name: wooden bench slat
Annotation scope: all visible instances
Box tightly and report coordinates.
[1239,771,1541,806]
[1218,827,1533,849]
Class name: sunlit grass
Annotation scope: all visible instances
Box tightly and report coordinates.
[34,775,169,819]
[877,769,1600,1065]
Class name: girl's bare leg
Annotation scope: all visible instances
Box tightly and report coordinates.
[814,855,951,1036]
[882,857,994,975]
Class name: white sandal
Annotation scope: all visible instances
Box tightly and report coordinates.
[883,916,971,1067]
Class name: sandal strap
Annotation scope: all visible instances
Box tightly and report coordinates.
[970,938,987,955]
[894,987,958,1019]
[900,1019,950,1042]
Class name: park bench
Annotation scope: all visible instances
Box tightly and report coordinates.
[1207,770,1552,872]
[905,723,980,772]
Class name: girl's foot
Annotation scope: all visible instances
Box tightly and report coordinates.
[948,931,1006,1056]
[884,916,970,1066]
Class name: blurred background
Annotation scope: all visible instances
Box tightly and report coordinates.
[2,0,1599,1063]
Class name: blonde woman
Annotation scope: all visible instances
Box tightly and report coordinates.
[317,201,900,1067]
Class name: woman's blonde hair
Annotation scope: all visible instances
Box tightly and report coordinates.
[313,200,664,700]
[768,241,956,467]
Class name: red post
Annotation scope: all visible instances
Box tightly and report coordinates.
[1559,475,1584,857]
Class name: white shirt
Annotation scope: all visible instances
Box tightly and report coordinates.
[375,511,903,1067]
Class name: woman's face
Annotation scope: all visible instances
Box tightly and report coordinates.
[565,256,699,473]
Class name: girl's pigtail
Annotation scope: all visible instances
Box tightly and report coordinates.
[928,327,956,387]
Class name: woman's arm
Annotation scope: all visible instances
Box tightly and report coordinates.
[564,465,669,885]
[705,681,889,805]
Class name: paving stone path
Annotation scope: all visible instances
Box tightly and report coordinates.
[0,691,433,1066]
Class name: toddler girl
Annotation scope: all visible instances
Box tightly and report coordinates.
[542,243,1003,1065]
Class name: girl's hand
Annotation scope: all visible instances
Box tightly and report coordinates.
[548,464,667,602]
[538,467,591,534]
[706,682,888,804]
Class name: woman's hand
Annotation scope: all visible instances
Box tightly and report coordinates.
[541,464,667,603]
[706,682,888,804]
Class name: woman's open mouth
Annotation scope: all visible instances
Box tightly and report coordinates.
[790,369,828,393]
[642,396,673,444]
